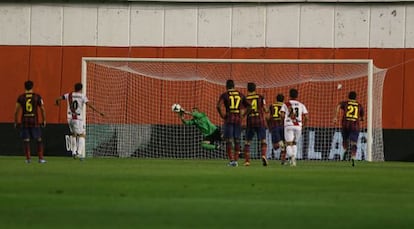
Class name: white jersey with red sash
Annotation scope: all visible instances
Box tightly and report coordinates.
[64,92,89,121]
[281,100,308,127]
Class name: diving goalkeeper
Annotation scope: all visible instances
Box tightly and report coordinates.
[178,107,222,150]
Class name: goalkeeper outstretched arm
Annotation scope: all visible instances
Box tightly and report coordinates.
[177,107,222,150]
[178,108,194,125]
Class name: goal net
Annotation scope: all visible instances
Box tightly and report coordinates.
[82,58,387,162]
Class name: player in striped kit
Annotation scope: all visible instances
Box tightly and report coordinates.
[267,93,287,165]
[243,82,268,166]
[333,91,364,167]
[14,80,47,163]
[55,83,104,160]
[217,79,250,167]
[280,88,308,166]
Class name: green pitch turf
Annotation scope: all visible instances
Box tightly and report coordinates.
[0,156,413,229]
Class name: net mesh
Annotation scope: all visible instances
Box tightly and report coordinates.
[84,59,387,161]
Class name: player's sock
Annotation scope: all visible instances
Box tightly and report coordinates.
[351,144,357,166]
[291,156,297,166]
[244,144,250,162]
[37,140,44,160]
[272,143,279,159]
[351,144,357,159]
[292,145,297,155]
[286,145,293,164]
[280,150,287,164]
[78,137,85,158]
[261,142,267,158]
[260,142,268,166]
[201,143,217,150]
[292,145,298,166]
[234,143,240,161]
[70,136,77,155]
[23,141,31,160]
[226,143,233,161]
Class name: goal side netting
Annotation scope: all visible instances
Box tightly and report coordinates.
[82,58,387,161]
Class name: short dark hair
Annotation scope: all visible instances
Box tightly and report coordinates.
[24,80,33,91]
[74,83,83,92]
[226,80,234,89]
[247,82,256,92]
[348,91,357,100]
[276,93,284,102]
[289,88,298,99]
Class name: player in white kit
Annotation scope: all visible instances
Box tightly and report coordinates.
[55,83,104,160]
[280,88,308,166]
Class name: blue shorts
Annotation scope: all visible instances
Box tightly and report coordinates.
[342,130,359,143]
[20,127,42,140]
[246,127,266,141]
[223,123,242,139]
[270,126,284,143]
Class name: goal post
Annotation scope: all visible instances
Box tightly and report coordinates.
[81,57,387,161]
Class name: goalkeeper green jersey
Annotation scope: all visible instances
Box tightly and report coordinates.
[182,111,217,137]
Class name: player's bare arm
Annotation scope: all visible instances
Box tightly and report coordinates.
[280,110,286,120]
[302,113,308,128]
[40,104,46,127]
[14,103,21,128]
[216,100,225,119]
[333,104,341,124]
[86,102,104,116]
[55,96,64,106]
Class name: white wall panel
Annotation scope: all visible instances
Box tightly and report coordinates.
[0,4,30,45]
[63,5,97,46]
[266,4,300,47]
[335,5,370,48]
[198,6,232,47]
[97,5,129,46]
[31,5,62,45]
[130,5,164,46]
[164,6,197,46]
[232,5,266,47]
[405,4,414,48]
[300,4,335,47]
[1,2,414,48]
[370,5,405,48]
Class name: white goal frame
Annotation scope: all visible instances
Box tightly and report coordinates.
[81,57,378,161]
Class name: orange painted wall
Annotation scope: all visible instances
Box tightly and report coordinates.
[1,45,413,129]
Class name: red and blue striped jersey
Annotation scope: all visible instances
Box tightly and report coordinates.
[218,89,249,124]
[17,92,43,127]
[268,101,284,128]
[339,100,364,130]
[246,92,266,128]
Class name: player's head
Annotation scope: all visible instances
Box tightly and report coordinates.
[348,91,357,100]
[74,83,83,92]
[226,79,234,89]
[276,93,284,102]
[247,82,256,92]
[289,88,298,99]
[192,107,199,112]
[24,80,34,91]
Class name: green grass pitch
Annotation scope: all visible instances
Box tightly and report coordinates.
[1,156,414,229]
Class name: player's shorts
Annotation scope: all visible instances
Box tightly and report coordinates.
[341,129,359,143]
[245,127,266,141]
[223,123,242,139]
[20,127,42,140]
[270,126,284,143]
[68,119,85,135]
[205,128,222,143]
[284,125,302,143]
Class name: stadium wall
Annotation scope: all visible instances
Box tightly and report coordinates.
[0,1,413,161]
